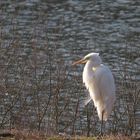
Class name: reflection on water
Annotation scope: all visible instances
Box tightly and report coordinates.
[0,0,140,135]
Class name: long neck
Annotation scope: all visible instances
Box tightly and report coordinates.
[85,60,94,72]
[85,60,100,71]
[83,61,95,83]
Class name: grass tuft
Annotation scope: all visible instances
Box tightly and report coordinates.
[0,130,138,140]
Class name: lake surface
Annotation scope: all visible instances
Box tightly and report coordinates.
[0,0,140,135]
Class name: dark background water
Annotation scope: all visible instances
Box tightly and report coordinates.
[0,0,140,136]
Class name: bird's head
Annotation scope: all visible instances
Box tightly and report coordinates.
[72,52,102,66]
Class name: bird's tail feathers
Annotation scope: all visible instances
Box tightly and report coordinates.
[96,100,115,121]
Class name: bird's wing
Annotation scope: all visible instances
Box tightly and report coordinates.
[96,67,115,120]
[97,69,115,100]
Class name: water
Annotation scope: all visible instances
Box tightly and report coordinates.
[0,0,140,135]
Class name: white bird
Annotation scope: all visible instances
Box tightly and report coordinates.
[72,52,116,134]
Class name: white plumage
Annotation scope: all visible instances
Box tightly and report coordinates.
[73,52,116,121]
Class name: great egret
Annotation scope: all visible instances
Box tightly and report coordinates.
[72,52,116,134]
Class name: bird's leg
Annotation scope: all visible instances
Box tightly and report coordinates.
[100,110,105,136]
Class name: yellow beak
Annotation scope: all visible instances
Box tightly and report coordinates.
[72,58,87,65]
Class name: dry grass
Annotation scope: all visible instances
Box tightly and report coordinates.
[0,130,138,140]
